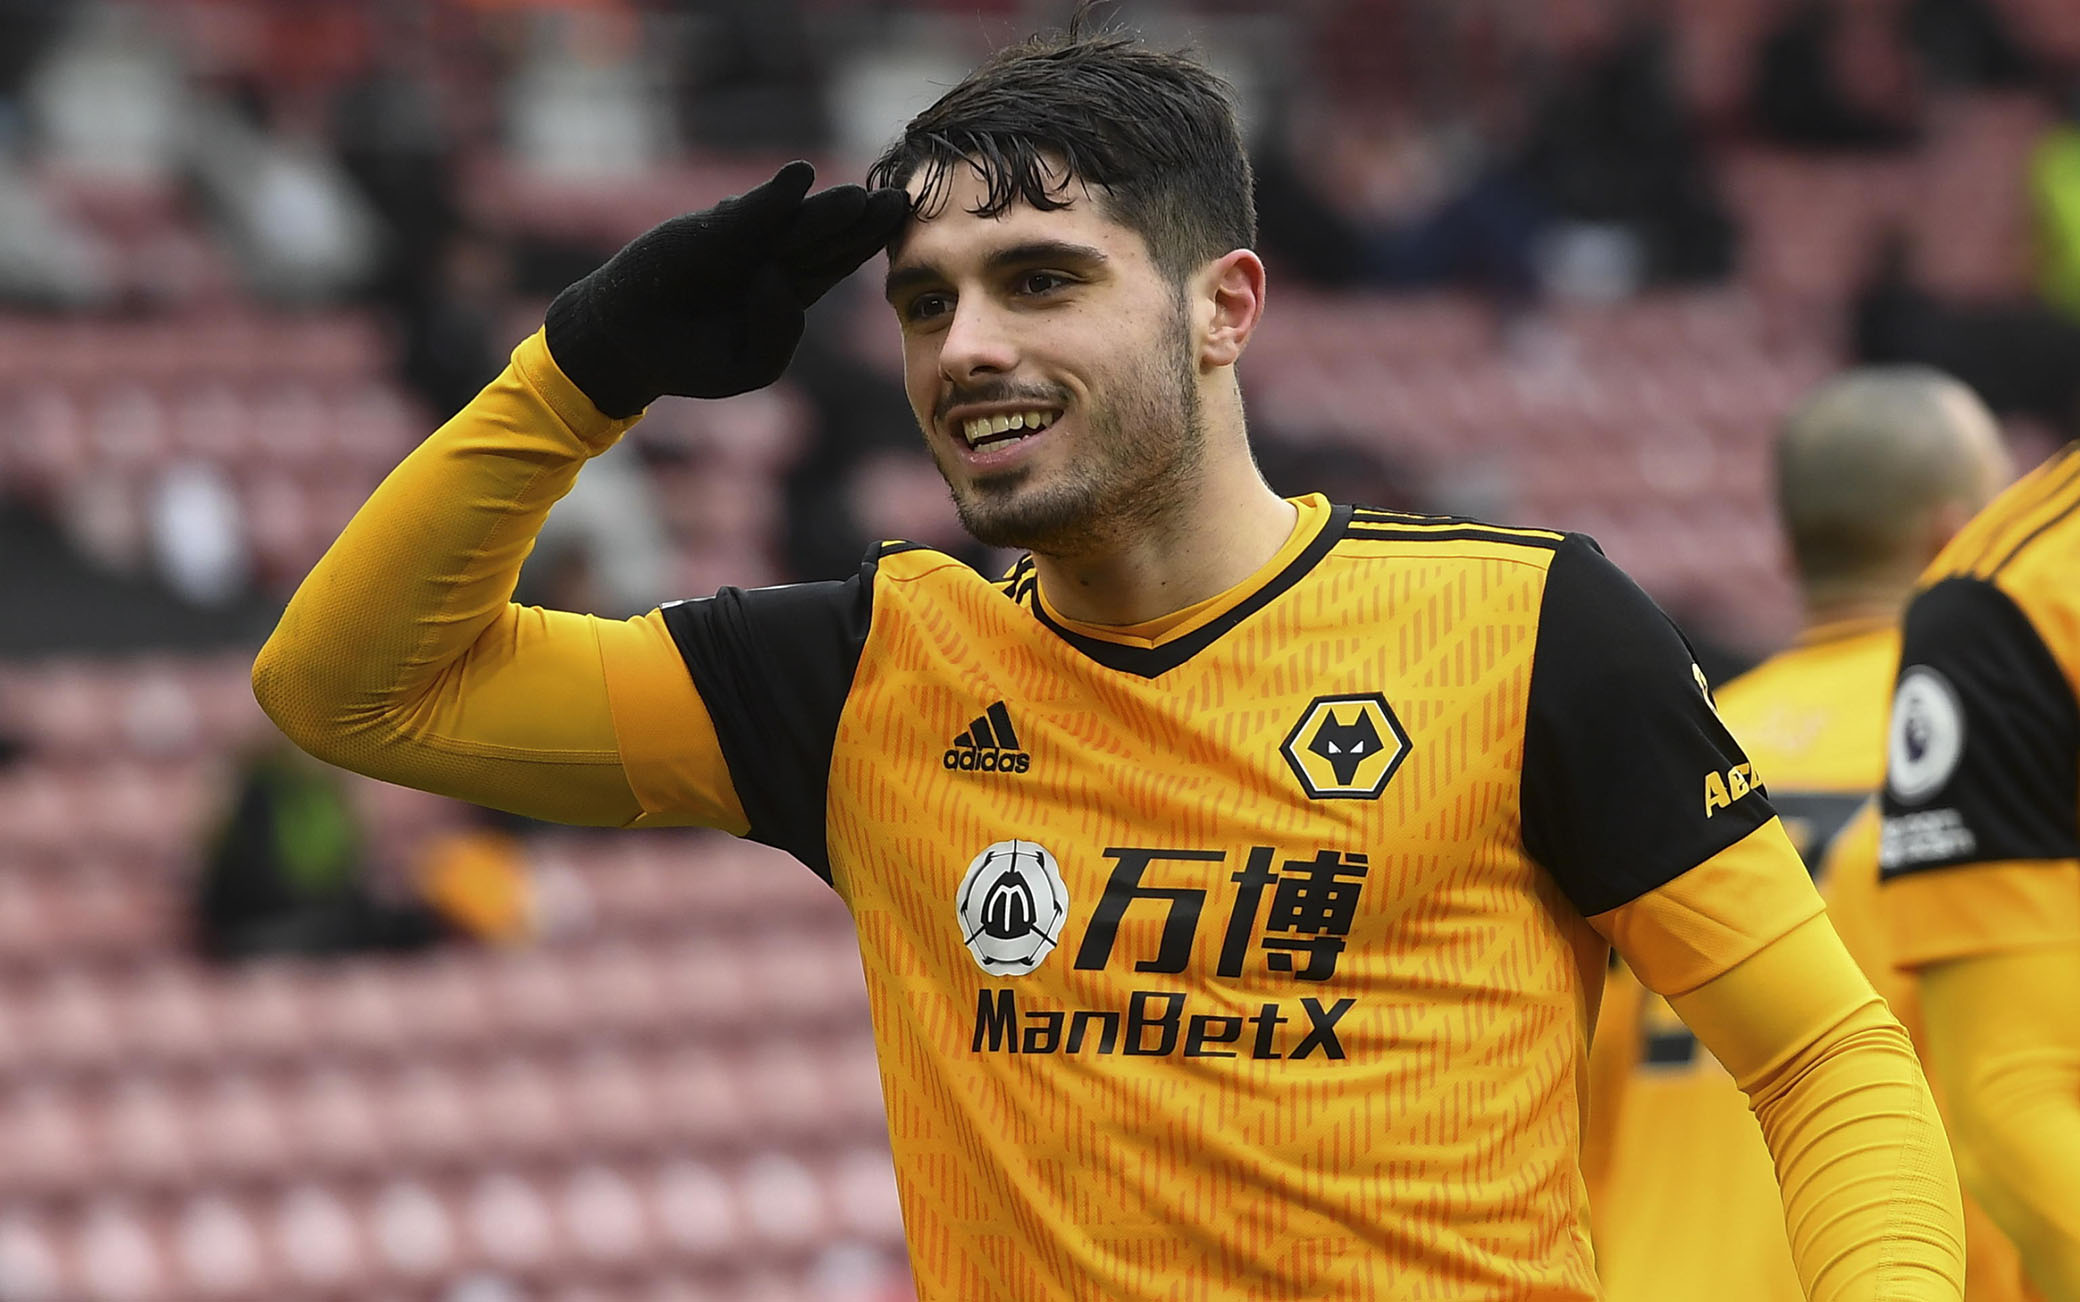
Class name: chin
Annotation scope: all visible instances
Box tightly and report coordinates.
[955,481,1110,554]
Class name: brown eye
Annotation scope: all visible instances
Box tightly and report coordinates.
[1017,272,1068,296]
[904,292,952,323]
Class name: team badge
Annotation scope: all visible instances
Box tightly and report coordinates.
[1281,693,1411,800]
[955,840,1069,976]
[1887,666,1965,805]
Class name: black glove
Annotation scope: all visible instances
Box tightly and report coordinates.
[544,161,910,418]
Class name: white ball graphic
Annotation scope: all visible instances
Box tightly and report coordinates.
[955,840,1069,976]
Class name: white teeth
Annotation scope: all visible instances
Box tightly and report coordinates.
[960,409,1061,446]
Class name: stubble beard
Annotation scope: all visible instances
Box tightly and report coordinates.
[942,315,1206,557]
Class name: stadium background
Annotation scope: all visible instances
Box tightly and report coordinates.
[0,0,2076,1298]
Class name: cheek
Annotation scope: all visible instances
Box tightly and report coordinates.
[900,336,941,419]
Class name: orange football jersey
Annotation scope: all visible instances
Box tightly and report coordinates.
[1878,442,2080,965]
[642,496,1818,1299]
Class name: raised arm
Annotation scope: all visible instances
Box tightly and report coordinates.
[252,163,907,826]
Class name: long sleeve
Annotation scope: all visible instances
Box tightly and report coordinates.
[1918,944,2080,1302]
[252,331,746,831]
[1670,914,1966,1301]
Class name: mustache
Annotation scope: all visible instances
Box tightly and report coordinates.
[934,381,1070,424]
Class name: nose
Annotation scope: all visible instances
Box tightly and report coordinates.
[938,297,1019,384]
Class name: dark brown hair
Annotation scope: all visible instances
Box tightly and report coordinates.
[865,10,1257,282]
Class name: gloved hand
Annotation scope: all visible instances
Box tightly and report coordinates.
[544,161,910,418]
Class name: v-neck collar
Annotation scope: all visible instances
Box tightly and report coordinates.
[1005,496,1349,678]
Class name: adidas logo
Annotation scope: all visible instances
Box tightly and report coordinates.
[944,701,1032,774]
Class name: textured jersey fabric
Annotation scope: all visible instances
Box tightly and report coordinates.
[255,331,1967,1300]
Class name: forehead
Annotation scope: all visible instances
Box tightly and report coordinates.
[886,160,1151,273]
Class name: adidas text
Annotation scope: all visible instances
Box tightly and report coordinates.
[945,747,1031,773]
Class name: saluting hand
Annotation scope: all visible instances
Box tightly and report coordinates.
[544,161,911,418]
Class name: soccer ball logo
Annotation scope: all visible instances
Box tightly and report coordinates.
[954,840,1069,976]
[1887,666,1965,805]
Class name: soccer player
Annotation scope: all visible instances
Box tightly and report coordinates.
[253,22,1968,1299]
[1872,436,2080,1300]
[1587,368,2015,1302]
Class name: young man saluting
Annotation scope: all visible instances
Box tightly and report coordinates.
[256,19,1966,1300]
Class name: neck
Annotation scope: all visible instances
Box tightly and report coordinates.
[1801,579,1912,636]
[1032,456,1297,627]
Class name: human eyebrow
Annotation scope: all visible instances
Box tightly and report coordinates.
[983,240,1108,275]
[883,261,945,305]
[883,240,1109,304]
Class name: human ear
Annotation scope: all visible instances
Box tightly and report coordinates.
[1196,250,1265,370]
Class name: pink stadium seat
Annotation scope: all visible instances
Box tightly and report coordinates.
[211,966,312,1063]
[463,1168,558,1274]
[3,1084,98,1194]
[828,1146,906,1242]
[285,1065,390,1176]
[171,1190,269,1299]
[272,1182,369,1293]
[654,1048,749,1148]
[474,1056,570,1161]
[71,1196,172,1302]
[650,1156,740,1259]
[564,1047,657,1153]
[29,969,122,1073]
[102,1076,196,1190]
[385,1062,481,1168]
[737,1152,828,1252]
[123,969,217,1067]
[0,1209,66,1302]
[559,1163,651,1268]
[365,1178,459,1283]
[193,1073,292,1182]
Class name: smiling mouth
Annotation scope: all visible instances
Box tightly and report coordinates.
[959,409,1061,450]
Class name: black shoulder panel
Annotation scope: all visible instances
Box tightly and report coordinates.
[1878,577,2080,879]
[658,549,881,881]
[1521,535,1775,916]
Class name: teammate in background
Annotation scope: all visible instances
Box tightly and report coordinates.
[1872,438,2080,1300]
[1588,368,2017,1302]
[253,17,1967,1299]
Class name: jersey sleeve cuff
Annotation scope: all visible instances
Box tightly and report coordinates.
[1884,858,2080,968]
[596,609,750,834]
[1591,817,1827,997]
[511,328,645,455]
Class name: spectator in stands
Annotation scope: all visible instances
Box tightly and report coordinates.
[1750,0,1921,151]
[1253,94,1547,298]
[195,740,533,961]
[196,739,445,961]
[1518,8,1736,287]
[673,0,830,152]
[1902,0,2033,91]
[1855,227,2080,442]
[331,17,465,324]
[400,228,517,423]
[2030,82,2080,324]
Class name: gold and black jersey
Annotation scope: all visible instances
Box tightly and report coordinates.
[652,496,1814,1300]
[1588,621,1896,1302]
[1878,443,2080,967]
